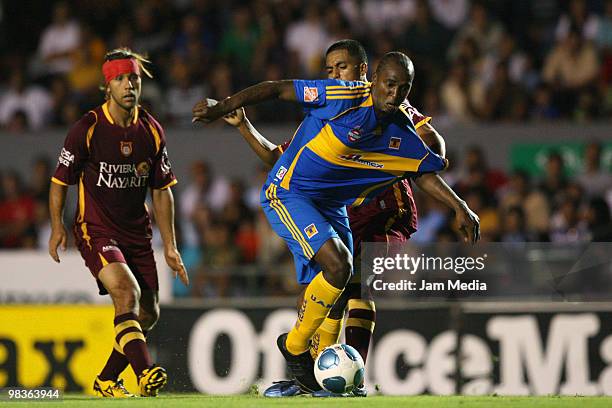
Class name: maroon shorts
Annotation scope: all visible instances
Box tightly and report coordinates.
[75,234,159,296]
[350,211,413,255]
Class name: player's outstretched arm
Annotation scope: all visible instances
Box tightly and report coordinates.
[151,187,189,286]
[192,80,296,124]
[48,182,68,263]
[413,175,480,244]
[222,107,281,167]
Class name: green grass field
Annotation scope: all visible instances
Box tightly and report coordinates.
[2,394,612,407]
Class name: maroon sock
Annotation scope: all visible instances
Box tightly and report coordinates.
[345,307,376,363]
[99,349,129,381]
[114,313,152,377]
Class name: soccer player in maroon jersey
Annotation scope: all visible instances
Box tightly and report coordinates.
[48,48,188,398]
[218,40,478,396]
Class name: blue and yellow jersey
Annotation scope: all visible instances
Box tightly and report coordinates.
[266,79,447,207]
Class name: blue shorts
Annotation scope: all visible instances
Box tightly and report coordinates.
[261,183,353,284]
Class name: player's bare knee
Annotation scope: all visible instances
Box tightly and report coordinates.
[323,257,352,289]
[109,286,140,314]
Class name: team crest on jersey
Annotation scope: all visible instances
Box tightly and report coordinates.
[389,137,401,150]
[304,223,318,239]
[135,161,150,177]
[347,126,362,142]
[303,87,319,102]
[120,141,133,157]
[276,166,287,180]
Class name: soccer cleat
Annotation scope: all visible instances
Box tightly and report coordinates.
[263,379,307,397]
[276,333,322,392]
[93,376,135,398]
[352,384,368,397]
[138,365,168,397]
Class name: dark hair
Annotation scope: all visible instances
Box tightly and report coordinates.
[375,51,414,79]
[325,39,368,65]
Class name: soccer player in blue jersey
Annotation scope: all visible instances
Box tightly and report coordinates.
[193,52,475,392]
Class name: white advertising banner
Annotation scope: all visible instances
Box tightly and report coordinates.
[0,250,172,304]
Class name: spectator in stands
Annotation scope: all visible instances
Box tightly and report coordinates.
[500,206,532,243]
[403,0,452,76]
[539,151,569,212]
[165,55,207,126]
[440,59,482,123]
[219,6,261,72]
[36,1,80,76]
[66,25,105,106]
[577,141,612,198]
[598,0,612,49]
[132,5,170,60]
[530,84,560,121]
[428,0,468,31]
[499,170,551,239]
[542,28,600,115]
[555,0,600,42]
[285,3,330,77]
[0,70,52,131]
[448,1,504,60]
[550,197,589,243]
[481,62,528,121]
[0,171,36,248]
[584,197,612,241]
[458,146,508,195]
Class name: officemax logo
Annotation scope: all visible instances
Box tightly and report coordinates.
[339,154,383,168]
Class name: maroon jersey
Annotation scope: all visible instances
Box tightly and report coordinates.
[52,102,177,247]
[278,100,432,245]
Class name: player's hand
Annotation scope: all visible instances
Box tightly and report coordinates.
[222,107,245,127]
[48,225,67,263]
[192,98,223,124]
[454,203,480,244]
[165,246,189,286]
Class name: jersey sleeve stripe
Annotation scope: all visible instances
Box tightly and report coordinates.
[86,111,98,151]
[325,85,369,90]
[147,122,161,154]
[51,177,68,186]
[414,116,432,129]
[102,102,114,124]
[327,93,371,100]
[326,88,370,95]
[158,179,178,190]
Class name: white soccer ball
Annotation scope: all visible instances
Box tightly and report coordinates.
[314,344,365,394]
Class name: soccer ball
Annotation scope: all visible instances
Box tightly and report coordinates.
[314,344,365,394]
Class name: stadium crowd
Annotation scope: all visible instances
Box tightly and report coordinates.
[0,0,612,130]
[0,0,611,297]
[1,145,610,297]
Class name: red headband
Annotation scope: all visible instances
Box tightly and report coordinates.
[102,59,140,84]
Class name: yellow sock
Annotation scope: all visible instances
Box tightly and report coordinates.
[309,316,343,360]
[286,272,343,355]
